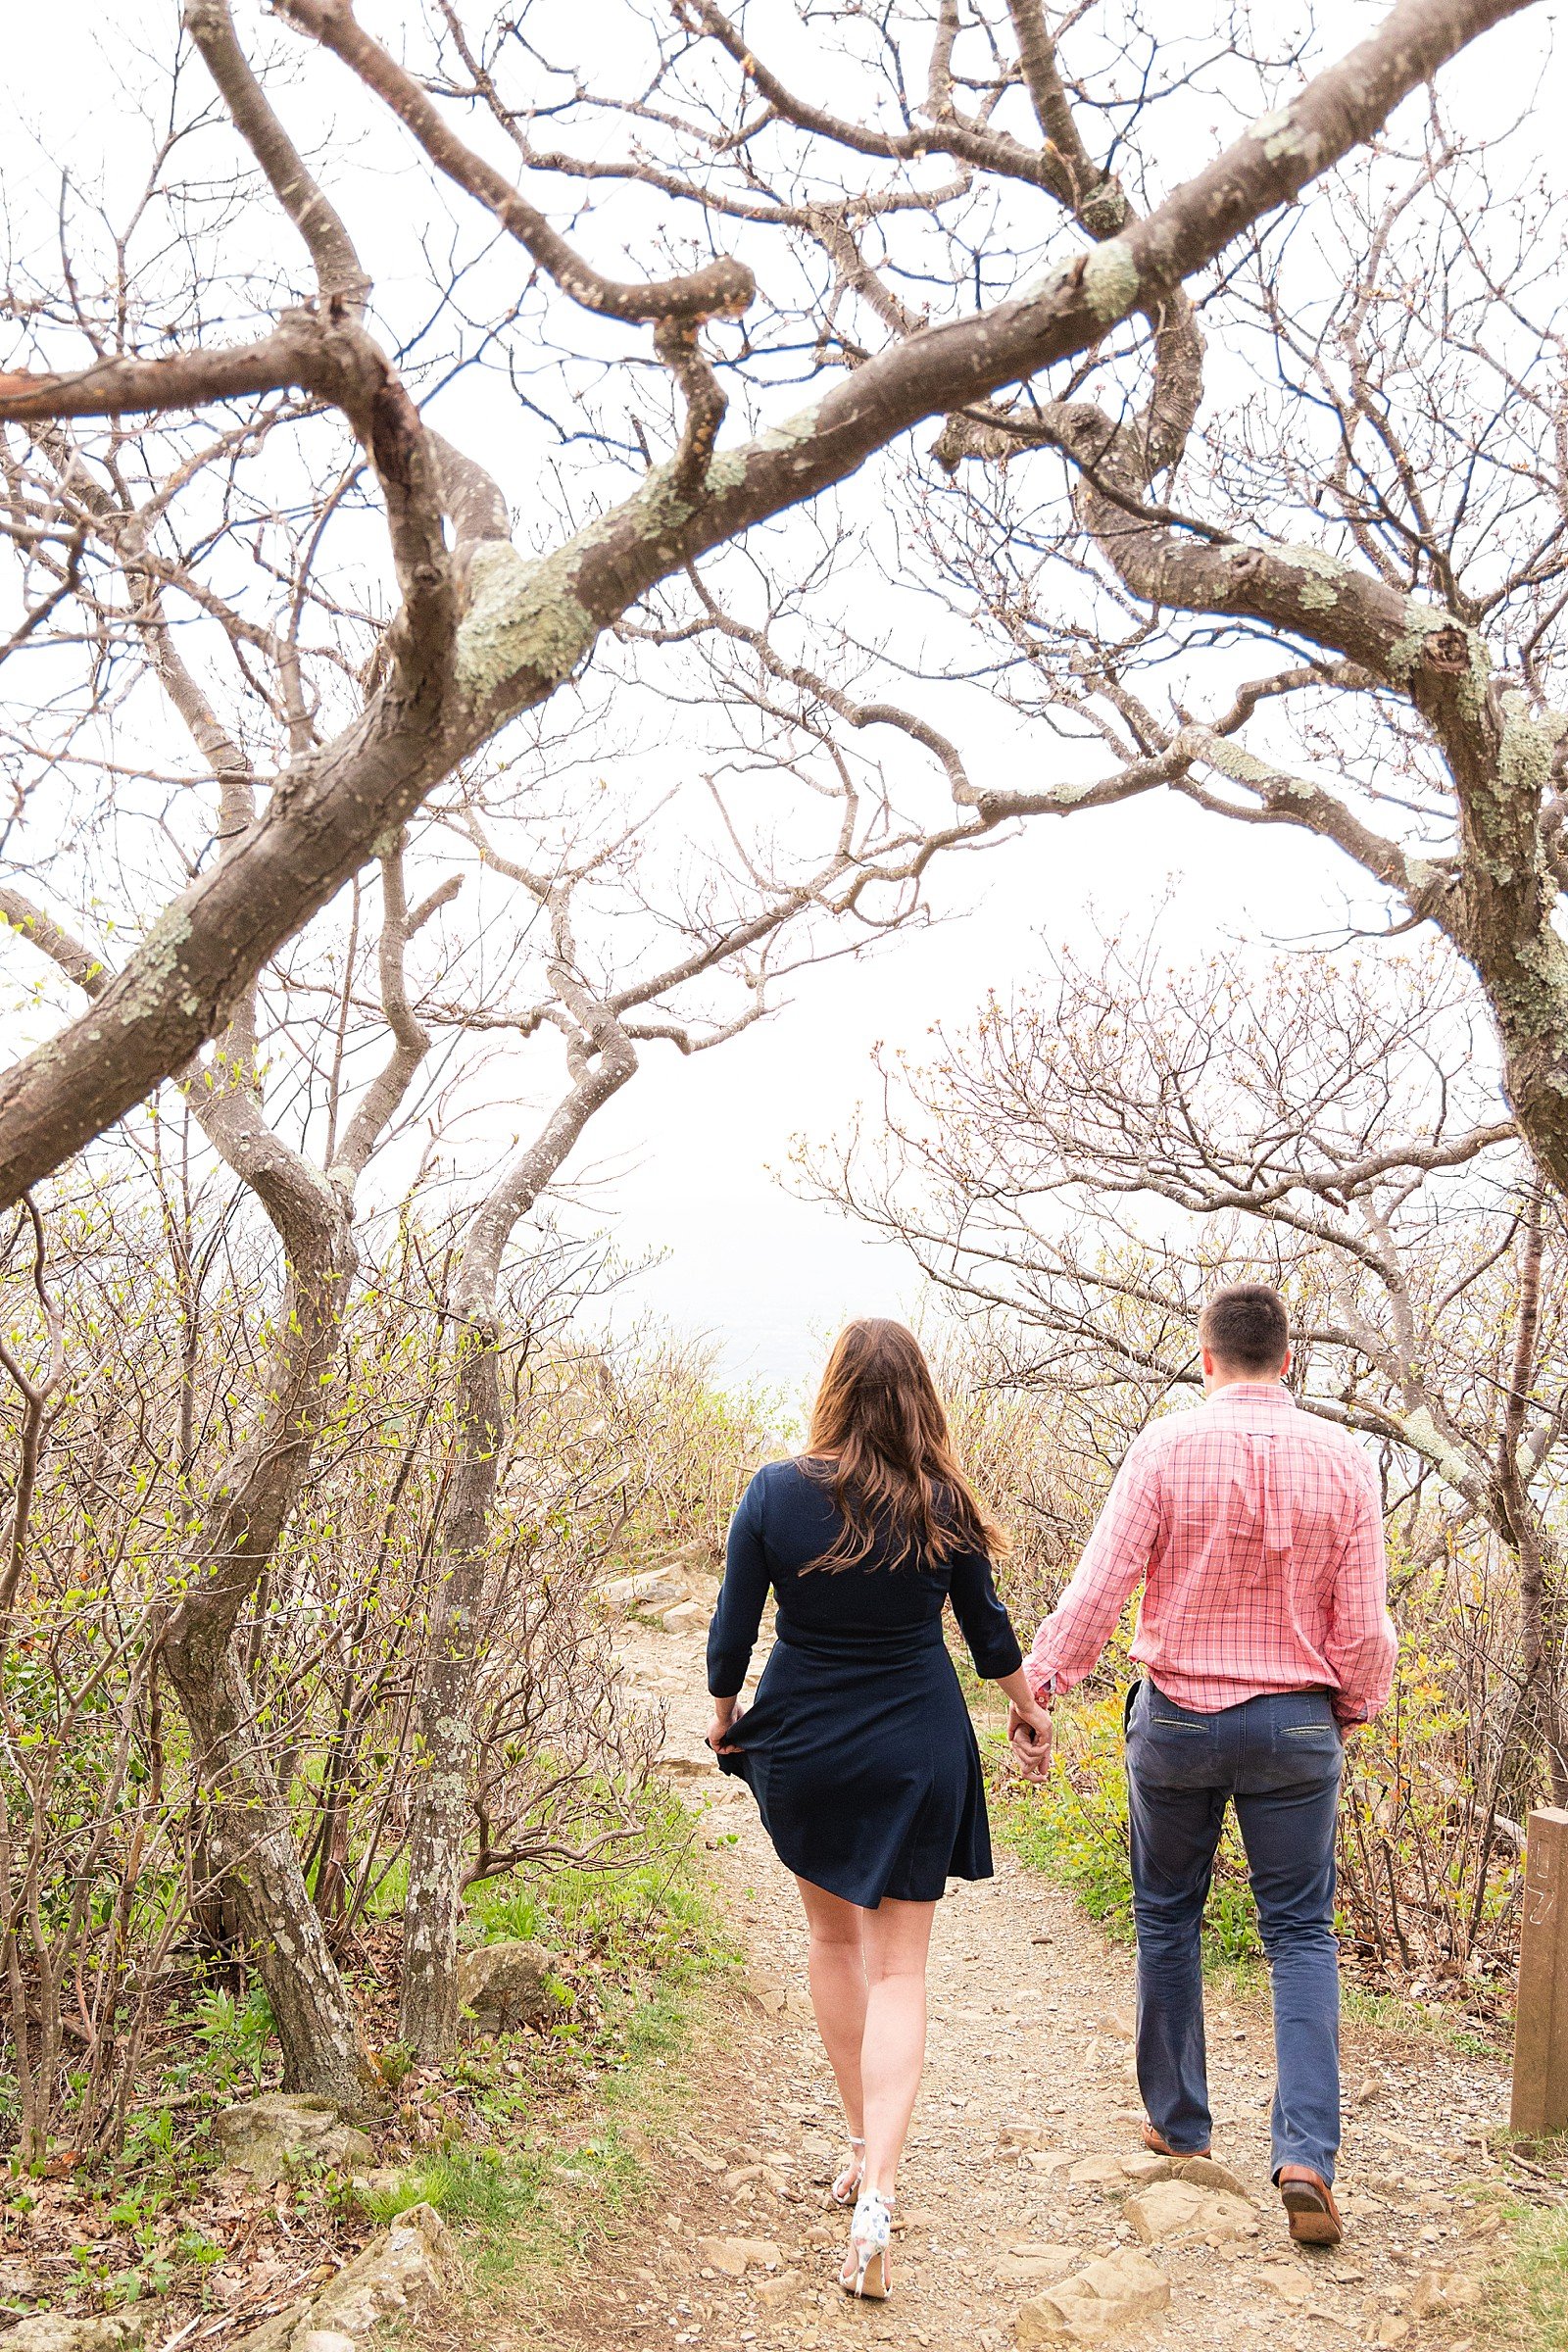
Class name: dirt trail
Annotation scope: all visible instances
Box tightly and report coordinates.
[549,1620,1516,2352]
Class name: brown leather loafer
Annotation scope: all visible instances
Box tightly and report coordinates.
[1143,2122,1211,2161]
[1279,2166,1343,2245]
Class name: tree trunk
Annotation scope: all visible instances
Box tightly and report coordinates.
[161,1197,375,2102]
[0,721,442,2088]
[1492,1178,1568,1804]
[168,1645,370,2100]
[398,1331,504,2057]
[1512,1520,1568,1809]
[399,1004,638,2059]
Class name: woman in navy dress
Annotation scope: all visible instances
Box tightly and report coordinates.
[705,1320,1052,2300]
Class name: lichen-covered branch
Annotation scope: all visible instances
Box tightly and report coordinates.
[0,0,1542,1210]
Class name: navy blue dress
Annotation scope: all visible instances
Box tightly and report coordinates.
[706,1458,1023,1907]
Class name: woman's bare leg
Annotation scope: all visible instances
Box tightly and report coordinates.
[796,1877,868,2140]
[858,1896,938,2197]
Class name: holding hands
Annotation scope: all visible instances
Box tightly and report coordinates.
[997,1666,1054,1783]
[1007,1699,1054,1782]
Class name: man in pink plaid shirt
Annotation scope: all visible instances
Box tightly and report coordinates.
[1010,1284,1396,2247]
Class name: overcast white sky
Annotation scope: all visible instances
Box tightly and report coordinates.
[4,2,1554,1412]
[588,789,1378,1399]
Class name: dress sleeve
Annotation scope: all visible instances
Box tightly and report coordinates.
[947,1544,1024,1678]
[707,1469,773,1696]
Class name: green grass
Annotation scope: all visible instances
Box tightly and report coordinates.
[1478,2196,1568,2350]
[362,1786,738,2287]
[464,1783,727,1972]
[1339,1978,1507,2057]
[0,1776,733,2333]
[361,1968,705,2281]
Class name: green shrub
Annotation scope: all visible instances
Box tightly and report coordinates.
[464,1783,739,1987]
[187,1986,275,2094]
[988,1694,1263,1965]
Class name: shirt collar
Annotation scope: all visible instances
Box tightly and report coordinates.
[1204,1381,1296,1409]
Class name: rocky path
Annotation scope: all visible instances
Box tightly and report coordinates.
[549,1617,1520,2352]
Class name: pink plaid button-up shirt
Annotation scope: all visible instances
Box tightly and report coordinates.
[1024,1382,1396,1725]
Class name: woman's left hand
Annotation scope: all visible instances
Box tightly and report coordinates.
[708,1705,744,1755]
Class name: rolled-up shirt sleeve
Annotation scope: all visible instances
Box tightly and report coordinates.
[1027,1436,1165,1699]
[708,1470,772,1697]
[1325,1456,1398,1727]
[947,1544,1024,1678]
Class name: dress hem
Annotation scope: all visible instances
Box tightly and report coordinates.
[778,1852,996,1909]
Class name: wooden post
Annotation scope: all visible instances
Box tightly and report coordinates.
[1511,1806,1568,2138]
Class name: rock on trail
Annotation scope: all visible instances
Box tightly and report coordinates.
[237,2204,454,2352]
[1015,2248,1171,2343]
[1123,2180,1257,2246]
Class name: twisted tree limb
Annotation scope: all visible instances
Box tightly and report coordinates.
[0,0,1542,1207]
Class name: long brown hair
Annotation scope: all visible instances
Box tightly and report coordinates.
[801,1319,1005,1571]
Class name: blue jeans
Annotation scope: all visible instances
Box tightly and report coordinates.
[1125,1680,1344,2182]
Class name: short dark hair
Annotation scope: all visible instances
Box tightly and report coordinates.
[1199,1283,1289,1374]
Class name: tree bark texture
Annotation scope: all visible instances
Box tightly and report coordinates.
[159,1178,375,2101]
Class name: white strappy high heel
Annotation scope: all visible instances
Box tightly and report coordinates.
[830,2133,866,2205]
[840,2186,893,2300]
